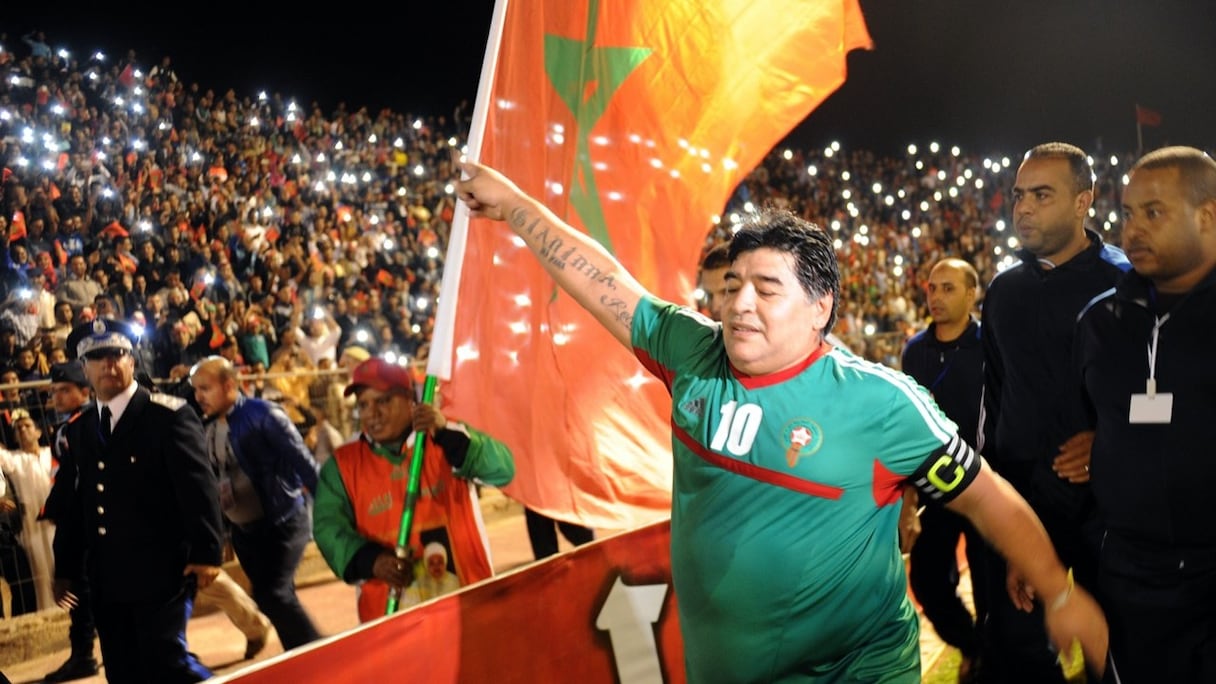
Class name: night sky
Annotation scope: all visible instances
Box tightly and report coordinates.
[5,1,1215,156]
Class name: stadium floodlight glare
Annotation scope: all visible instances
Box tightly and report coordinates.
[907,144,917,155]
[830,141,840,152]
[841,189,852,200]
[929,142,940,154]
[1108,211,1119,223]
[912,226,922,238]
[782,149,793,160]
[841,171,851,181]
[1110,155,1119,166]
[995,219,1006,231]
[807,164,818,176]
[823,147,834,158]
[951,146,961,157]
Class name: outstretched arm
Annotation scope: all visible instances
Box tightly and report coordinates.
[455,158,651,348]
[948,466,1108,676]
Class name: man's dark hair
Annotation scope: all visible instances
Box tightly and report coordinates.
[1024,142,1095,195]
[700,241,731,271]
[1132,146,1216,207]
[727,209,840,334]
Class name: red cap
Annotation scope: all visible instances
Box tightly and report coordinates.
[344,357,414,397]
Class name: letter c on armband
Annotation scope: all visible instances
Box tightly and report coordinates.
[926,454,964,493]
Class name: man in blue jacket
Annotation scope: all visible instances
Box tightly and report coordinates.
[189,356,321,651]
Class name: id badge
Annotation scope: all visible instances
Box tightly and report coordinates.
[1129,393,1173,424]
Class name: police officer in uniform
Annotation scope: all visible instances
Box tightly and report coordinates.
[54,318,224,683]
[41,363,100,682]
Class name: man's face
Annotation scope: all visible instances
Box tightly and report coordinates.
[191,370,235,418]
[1012,157,1090,261]
[355,387,413,444]
[83,349,135,402]
[701,265,729,322]
[51,382,91,413]
[14,418,40,451]
[926,264,976,327]
[721,247,831,376]
[69,256,88,277]
[1122,166,1212,294]
[1,371,19,402]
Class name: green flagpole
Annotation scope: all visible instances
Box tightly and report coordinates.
[385,373,438,615]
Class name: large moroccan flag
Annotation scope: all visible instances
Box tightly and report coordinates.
[433,0,872,530]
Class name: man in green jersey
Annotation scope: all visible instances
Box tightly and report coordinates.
[455,159,1107,683]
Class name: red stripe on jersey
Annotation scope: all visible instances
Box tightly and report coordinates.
[673,422,844,500]
[731,342,830,389]
[633,347,675,394]
[871,458,905,507]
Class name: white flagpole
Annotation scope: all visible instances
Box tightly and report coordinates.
[427,0,510,382]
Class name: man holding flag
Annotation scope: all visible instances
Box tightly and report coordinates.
[454,159,1108,681]
[312,358,515,623]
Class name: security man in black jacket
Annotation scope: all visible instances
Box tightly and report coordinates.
[54,318,224,683]
[1075,146,1216,683]
[902,258,987,683]
[978,142,1130,682]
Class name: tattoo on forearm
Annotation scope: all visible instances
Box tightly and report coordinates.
[508,207,528,230]
[600,296,634,328]
[507,207,619,289]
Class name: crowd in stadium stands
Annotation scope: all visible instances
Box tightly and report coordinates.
[0,36,1142,441]
[0,29,1140,404]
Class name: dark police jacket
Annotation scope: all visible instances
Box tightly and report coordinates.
[53,385,224,603]
[1075,267,1216,552]
[902,319,983,448]
[979,230,1129,517]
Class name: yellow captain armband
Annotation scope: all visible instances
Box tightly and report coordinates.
[1048,567,1074,612]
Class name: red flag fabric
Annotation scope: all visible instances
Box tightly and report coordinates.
[1135,104,1162,127]
[443,0,872,529]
